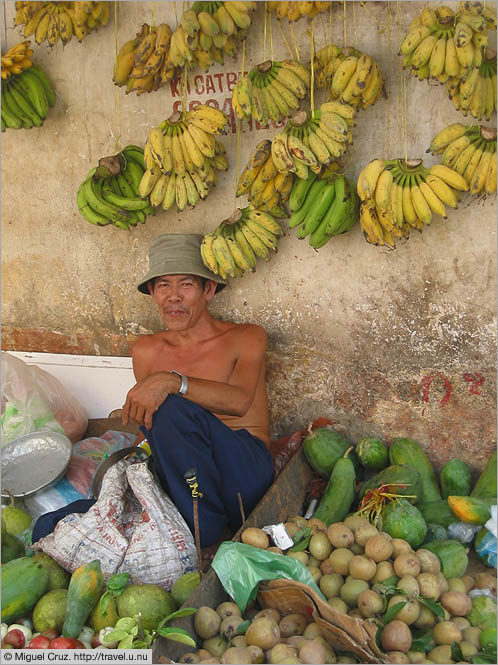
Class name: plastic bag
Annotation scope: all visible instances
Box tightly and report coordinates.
[24,477,86,521]
[1,352,88,445]
[211,541,326,613]
[447,521,482,543]
[475,505,498,569]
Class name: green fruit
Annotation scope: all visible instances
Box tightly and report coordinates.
[418,500,459,528]
[116,584,175,632]
[467,595,497,631]
[89,595,119,632]
[1,532,25,563]
[1,506,32,536]
[358,464,424,505]
[423,539,469,579]
[303,427,352,478]
[479,626,497,651]
[440,459,472,498]
[471,450,497,499]
[380,498,427,548]
[33,589,68,633]
[356,437,389,471]
[423,523,447,543]
[170,572,201,608]
[31,552,70,590]
[389,437,441,503]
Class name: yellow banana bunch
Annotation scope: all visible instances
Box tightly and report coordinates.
[357,157,469,247]
[140,105,229,213]
[429,123,497,198]
[113,23,175,95]
[266,1,331,22]
[400,3,496,85]
[446,48,497,120]
[201,206,282,280]
[1,41,33,79]
[314,44,384,111]
[16,1,109,46]
[232,59,310,124]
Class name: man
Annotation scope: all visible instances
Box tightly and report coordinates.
[122,233,274,546]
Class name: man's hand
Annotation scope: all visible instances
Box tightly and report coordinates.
[122,371,179,430]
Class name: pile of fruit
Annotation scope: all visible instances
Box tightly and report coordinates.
[77,145,154,229]
[15,1,109,46]
[232,60,310,125]
[1,60,55,131]
[266,1,331,22]
[140,105,229,212]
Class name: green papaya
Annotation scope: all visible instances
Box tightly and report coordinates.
[303,427,351,478]
[440,459,472,498]
[380,498,427,548]
[389,437,441,503]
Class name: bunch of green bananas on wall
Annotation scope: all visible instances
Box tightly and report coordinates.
[169,1,256,73]
[140,105,229,212]
[266,1,331,22]
[236,139,293,216]
[445,47,497,120]
[232,60,310,124]
[429,122,497,197]
[77,146,154,229]
[1,41,33,79]
[399,3,495,84]
[289,173,360,249]
[201,206,283,279]
[314,44,384,111]
[15,1,109,46]
[270,102,355,179]
[1,63,55,131]
[113,23,174,95]
[357,158,469,247]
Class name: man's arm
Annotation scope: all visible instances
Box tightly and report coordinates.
[122,326,267,430]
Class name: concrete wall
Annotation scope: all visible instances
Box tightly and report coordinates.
[2,1,496,473]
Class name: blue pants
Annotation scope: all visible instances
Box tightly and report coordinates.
[33,396,274,547]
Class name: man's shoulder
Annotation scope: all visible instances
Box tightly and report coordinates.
[131,332,167,355]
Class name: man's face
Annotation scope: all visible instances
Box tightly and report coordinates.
[148,274,216,330]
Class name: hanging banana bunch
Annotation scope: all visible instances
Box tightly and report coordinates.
[270,102,355,180]
[314,45,384,111]
[76,146,155,230]
[113,23,175,95]
[140,105,229,213]
[200,206,283,279]
[1,61,55,131]
[356,158,469,248]
[15,1,110,46]
[266,1,331,22]
[399,4,496,84]
[458,1,497,30]
[428,123,497,198]
[232,60,310,125]
[168,1,257,74]
[1,41,33,79]
[445,48,497,120]
[288,173,360,249]
[236,139,293,217]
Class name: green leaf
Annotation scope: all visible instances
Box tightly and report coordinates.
[417,597,445,620]
[157,627,196,647]
[115,617,138,632]
[411,631,435,653]
[382,601,407,624]
[118,635,134,650]
[471,653,498,664]
[107,572,130,589]
[156,607,198,631]
[99,591,110,616]
[372,576,399,596]
[450,641,463,663]
[232,620,251,637]
[292,527,311,544]
[289,534,311,552]
[107,630,130,642]
[373,620,384,652]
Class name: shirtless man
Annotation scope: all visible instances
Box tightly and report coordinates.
[122,233,275,546]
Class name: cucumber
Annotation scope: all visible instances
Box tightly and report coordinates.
[380,498,427,548]
[356,437,389,471]
[447,495,494,525]
[389,437,441,503]
[418,499,459,528]
[303,426,352,478]
[423,539,469,578]
[440,459,472,498]
[357,464,424,504]
[312,447,356,526]
[1,556,49,623]
[471,450,497,499]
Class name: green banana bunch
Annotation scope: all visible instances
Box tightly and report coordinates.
[289,173,360,249]
[1,63,55,131]
[76,145,155,229]
[200,206,283,279]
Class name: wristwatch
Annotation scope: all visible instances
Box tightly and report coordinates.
[170,370,188,395]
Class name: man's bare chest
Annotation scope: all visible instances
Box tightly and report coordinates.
[148,341,236,383]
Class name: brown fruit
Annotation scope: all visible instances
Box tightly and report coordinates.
[413,604,437,630]
[303,622,322,639]
[344,515,371,531]
[307,566,322,584]
[279,614,308,637]
[329,548,354,575]
[216,602,242,619]
[348,554,377,581]
[357,589,385,618]
[415,549,441,574]
[230,636,246,648]
[307,517,327,534]
[286,636,308,649]
[447,577,466,593]
[365,534,394,562]
[406,650,426,664]
[319,559,335,575]
[381,620,412,653]
[245,617,281,650]
[319,573,344,599]
[440,590,472,616]
[354,524,378,547]
[195,607,222,639]
[349,542,364,554]
[427,645,454,664]
[327,597,348,613]
[299,638,332,664]
[396,575,420,597]
[196,649,213,661]
[460,641,479,658]
[387,595,421,625]
[393,552,421,578]
[284,522,300,538]
[220,616,244,640]
[268,546,283,555]
[433,621,462,645]
[436,572,449,594]
[462,627,481,648]
[372,560,396,584]
[386,652,410,663]
[327,523,354,548]
[268,643,297,664]
[309,532,333,561]
[254,608,281,624]
[391,538,413,558]
[179,654,200,663]
[452,616,470,631]
[221,647,253,664]
[203,637,228,658]
[288,516,308,528]
[416,572,441,600]
[473,572,497,594]
[241,527,269,549]
[339,578,369,607]
[287,551,308,565]
[460,574,475,593]
[246,645,264,664]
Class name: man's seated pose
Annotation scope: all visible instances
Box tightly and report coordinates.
[122,233,275,546]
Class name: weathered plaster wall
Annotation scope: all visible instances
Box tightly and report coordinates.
[2,1,496,472]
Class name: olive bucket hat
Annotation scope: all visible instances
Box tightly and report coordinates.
[137,233,227,294]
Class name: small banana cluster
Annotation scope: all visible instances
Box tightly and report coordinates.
[236,139,292,217]
[314,44,384,111]
[15,1,109,46]
[357,158,469,247]
[399,4,495,84]
[446,48,497,120]
[289,173,360,249]
[1,41,33,79]
[201,207,283,279]
[1,63,55,131]
[113,24,174,95]
[139,105,229,212]
[429,123,497,197]
[271,102,355,179]
[266,1,331,22]
[232,59,310,124]
[169,1,256,73]
[77,146,154,230]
